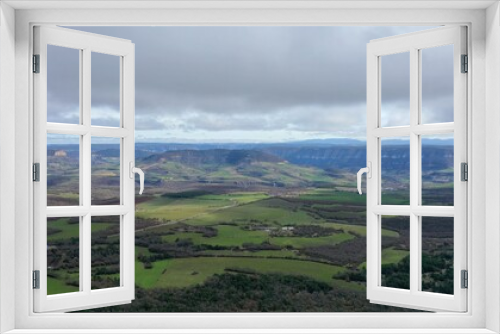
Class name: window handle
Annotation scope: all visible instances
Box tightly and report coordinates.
[129,162,144,195]
[357,162,371,195]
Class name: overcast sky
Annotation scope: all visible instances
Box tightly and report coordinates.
[47,26,453,143]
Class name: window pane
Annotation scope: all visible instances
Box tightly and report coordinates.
[421,45,454,124]
[91,137,121,205]
[421,217,453,294]
[421,134,454,206]
[47,217,80,295]
[47,45,80,124]
[92,216,121,290]
[47,134,80,206]
[92,52,121,127]
[381,52,410,127]
[381,137,410,205]
[381,215,410,290]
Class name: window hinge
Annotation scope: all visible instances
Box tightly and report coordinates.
[33,54,40,73]
[461,270,468,289]
[461,54,468,73]
[33,270,40,289]
[33,163,40,182]
[461,162,468,181]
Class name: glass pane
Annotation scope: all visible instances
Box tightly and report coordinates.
[47,45,80,124]
[91,137,121,205]
[381,215,410,290]
[381,52,410,127]
[381,137,410,205]
[421,45,454,124]
[47,217,80,295]
[421,217,454,294]
[47,134,80,206]
[92,52,121,127]
[421,134,454,206]
[92,216,121,290]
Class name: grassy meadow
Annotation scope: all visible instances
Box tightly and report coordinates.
[47,189,407,299]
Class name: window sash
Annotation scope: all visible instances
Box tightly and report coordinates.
[366,26,468,312]
[32,25,136,313]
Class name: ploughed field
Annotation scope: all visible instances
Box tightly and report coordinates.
[46,145,454,312]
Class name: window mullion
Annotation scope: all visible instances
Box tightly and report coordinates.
[78,48,85,293]
[413,123,454,135]
[409,47,419,294]
[82,47,92,294]
[89,205,129,216]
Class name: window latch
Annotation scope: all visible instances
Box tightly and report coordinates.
[129,162,144,195]
[357,162,371,195]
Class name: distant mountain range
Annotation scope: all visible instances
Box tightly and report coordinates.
[130,138,452,152]
[48,138,454,172]
[142,149,283,165]
[47,137,453,152]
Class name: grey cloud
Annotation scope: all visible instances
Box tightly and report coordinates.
[149,103,366,135]
[91,52,120,109]
[182,113,275,132]
[51,26,449,138]
[91,117,120,127]
[421,96,454,124]
[135,116,169,131]
[47,98,80,123]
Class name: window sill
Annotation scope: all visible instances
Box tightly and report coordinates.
[3,329,498,334]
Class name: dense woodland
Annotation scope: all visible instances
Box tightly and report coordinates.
[84,273,417,313]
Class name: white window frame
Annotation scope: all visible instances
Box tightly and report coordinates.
[1,1,499,333]
[366,26,468,312]
[33,25,136,313]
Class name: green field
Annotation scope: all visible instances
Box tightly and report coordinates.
[270,233,355,248]
[182,201,320,226]
[135,257,345,289]
[161,224,356,248]
[47,276,79,295]
[382,247,410,265]
[45,175,416,311]
[358,247,409,270]
[136,196,233,220]
[162,225,268,246]
[48,218,113,241]
[136,192,268,221]
[299,189,367,205]
[48,189,405,298]
[201,249,305,259]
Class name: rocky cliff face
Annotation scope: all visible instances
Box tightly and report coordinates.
[262,145,453,171]
[137,145,453,172]
[262,146,366,170]
[141,149,284,166]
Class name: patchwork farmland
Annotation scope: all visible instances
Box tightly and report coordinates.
[46,143,454,312]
